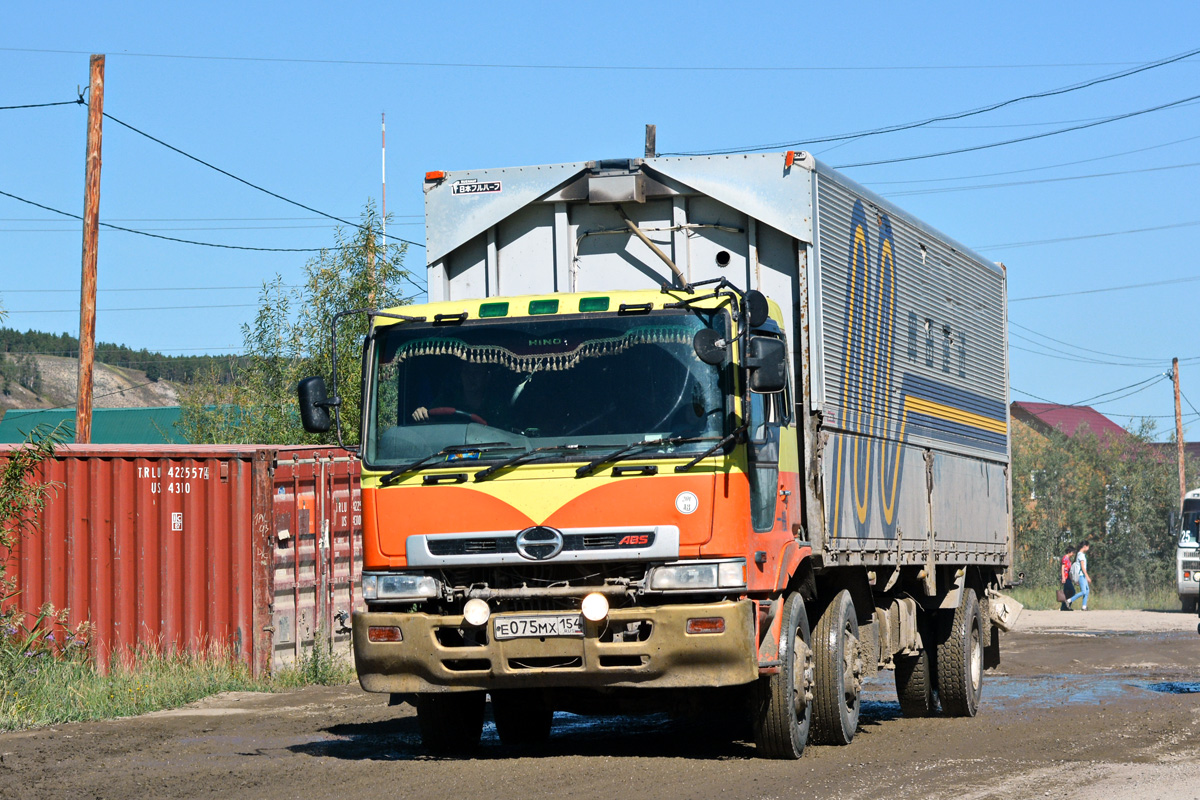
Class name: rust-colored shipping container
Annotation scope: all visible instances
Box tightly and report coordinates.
[1,444,361,675]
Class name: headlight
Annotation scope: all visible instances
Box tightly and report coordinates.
[649,559,746,591]
[362,573,440,602]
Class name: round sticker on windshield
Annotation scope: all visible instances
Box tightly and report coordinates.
[675,491,699,515]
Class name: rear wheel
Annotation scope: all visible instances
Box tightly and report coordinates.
[810,590,862,745]
[894,647,937,717]
[753,593,813,759]
[937,590,984,717]
[416,691,486,753]
[491,690,553,746]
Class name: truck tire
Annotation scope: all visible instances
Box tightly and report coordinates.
[810,590,862,745]
[752,592,813,759]
[491,690,553,746]
[1182,596,1198,614]
[416,691,486,753]
[937,590,984,717]
[894,647,937,717]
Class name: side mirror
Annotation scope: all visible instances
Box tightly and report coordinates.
[744,290,770,328]
[693,328,729,366]
[298,376,333,433]
[746,336,787,393]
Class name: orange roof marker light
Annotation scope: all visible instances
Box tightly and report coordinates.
[425,170,446,182]
[784,151,795,169]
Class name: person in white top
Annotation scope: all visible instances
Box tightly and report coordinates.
[1067,541,1092,610]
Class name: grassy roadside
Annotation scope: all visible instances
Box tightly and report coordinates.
[1009,584,1181,611]
[0,642,357,732]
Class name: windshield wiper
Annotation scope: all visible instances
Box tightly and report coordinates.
[575,436,719,479]
[673,425,746,473]
[473,444,589,482]
[379,442,518,486]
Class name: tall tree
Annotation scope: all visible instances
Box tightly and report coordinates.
[180,203,411,445]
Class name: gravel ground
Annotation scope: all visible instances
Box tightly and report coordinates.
[1,611,1197,800]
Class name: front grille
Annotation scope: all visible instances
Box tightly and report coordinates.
[1183,560,1200,570]
[429,537,517,556]
[582,534,619,548]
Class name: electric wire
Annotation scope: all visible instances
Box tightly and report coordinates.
[0,100,78,110]
[0,188,336,252]
[869,133,1200,186]
[1010,274,1200,302]
[978,219,1200,251]
[86,108,428,294]
[884,160,1200,198]
[3,46,1181,71]
[833,92,1200,169]
[663,47,1200,155]
[1009,320,1190,364]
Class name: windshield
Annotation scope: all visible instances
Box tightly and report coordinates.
[364,309,729,467]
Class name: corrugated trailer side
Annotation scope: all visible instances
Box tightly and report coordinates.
[806,164,1011,579]
[0,444,362,675]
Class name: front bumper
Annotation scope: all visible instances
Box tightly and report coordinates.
[353,600,757,694]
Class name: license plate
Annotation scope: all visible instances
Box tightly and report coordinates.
[494,614,583,640]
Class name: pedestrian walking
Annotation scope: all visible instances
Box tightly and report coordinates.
[1067,541,1092,610]
[1059,545,1077,611]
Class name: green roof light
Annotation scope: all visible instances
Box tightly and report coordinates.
[528,299,559,315]
[479,302,509,318]
[579,296,610,312]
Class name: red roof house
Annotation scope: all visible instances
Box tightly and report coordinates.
[1010,402,1128,440]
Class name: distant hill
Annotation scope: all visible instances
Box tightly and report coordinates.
[0,327,242,415]
[0,354,181,413]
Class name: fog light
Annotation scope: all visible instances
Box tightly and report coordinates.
[368,625,403,642]
[463,598,491,627]
[581,592,609,622]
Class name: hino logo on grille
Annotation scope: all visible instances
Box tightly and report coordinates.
[515,526,564,561]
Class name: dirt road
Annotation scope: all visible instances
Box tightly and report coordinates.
[1,610,1197,800]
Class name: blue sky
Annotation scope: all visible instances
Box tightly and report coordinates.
[1,2,1198,437]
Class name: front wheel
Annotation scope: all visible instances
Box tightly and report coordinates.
[810,590,862,745]
[416,691,486,753]
[753,592,813,759]
[937,590,984,717]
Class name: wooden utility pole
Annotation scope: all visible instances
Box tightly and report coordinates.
[76,53,104,444]
[1175,358,1187,506]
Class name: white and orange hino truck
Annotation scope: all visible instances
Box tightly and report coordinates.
[299,147,1020,758]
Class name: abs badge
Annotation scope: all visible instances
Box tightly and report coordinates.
[451,179,502,196]
[675,492,699,515]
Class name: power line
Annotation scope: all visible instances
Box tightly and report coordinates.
[868,132,1200,186]
[664,47,1200,156]
[979,219,1200,251]
[5,304,260,314]
[1009,320,1193,364]
[0,223,421,232]
[0,215,422,221]
[4,46,1184,72]
[884,160,1200,198]
[1077,375,1167,407]
[0,99,78,110]
[1011,274,1200,302]
[98,108,424,249]
[91,108,429,296]
[3,284,301,294]
[834,92,1200,169]
[0,188,334,252]
[1011,384,1196,420]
